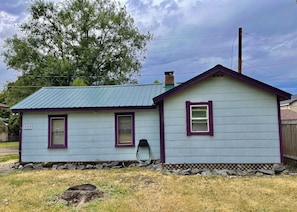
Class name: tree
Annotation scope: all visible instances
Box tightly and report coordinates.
[2,0,152,134]
[0,93,10,119]
[71,77,87,86]
[3,0,152,88]
[0,87,20,136]
[8,113,19,136]
[0,121,8,135]
[1,77,40,107]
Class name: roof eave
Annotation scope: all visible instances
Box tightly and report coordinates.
[280,103,289,107]
[11,105,157,113]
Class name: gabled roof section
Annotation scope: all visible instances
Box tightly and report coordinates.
[11,84,165,112]
[154,64,291,103]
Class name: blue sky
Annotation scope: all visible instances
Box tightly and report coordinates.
[0,0,296,94]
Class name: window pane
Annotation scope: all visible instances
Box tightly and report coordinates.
[192,110,206,118]
[51,119,65,145]
[118,116,132,144]
[192,106,207,118]
[192,120,208,132]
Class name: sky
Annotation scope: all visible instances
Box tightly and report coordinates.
[0,0,296,94]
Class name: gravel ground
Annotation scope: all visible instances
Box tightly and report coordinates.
[0,147,18,156]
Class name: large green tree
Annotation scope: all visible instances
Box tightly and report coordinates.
[2,0,152,135]
[3,0,152,87]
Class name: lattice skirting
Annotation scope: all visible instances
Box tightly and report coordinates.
[163,163,274,171]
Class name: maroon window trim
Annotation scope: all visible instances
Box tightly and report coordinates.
[48,115,68,149]
[19,113,23,162]
[186,101,213,136]
[115,112,135,147]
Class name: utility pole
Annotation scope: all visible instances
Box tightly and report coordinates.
[238,27,242,74]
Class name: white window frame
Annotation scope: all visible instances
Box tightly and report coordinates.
[190,105,209,132]
[186,101,213,136]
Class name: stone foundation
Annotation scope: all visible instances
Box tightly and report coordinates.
[11,161,293,176]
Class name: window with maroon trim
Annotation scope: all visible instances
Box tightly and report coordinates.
[48,115,68,148]
[186,101,213,136]
[115,113,135,147]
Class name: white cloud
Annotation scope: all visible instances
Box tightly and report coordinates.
[0,0,297,94]
[0,11,18,37]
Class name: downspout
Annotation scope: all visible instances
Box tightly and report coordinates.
[277,97,283,163]
[18,112,23,163]
[159,101,165,163]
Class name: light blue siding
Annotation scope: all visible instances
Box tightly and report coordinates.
[163,75,281,164]
[21,110,160,162]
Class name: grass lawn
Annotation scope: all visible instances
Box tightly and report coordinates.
[0,141,19,148]
[0,141,19,163]
[0,167,297,211]
[0,154,18,163]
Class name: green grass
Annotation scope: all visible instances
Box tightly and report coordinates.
[0,141,19,148]
[0,154,18,163]
[0,168,297,211]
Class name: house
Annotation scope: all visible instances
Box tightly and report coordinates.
[0,118,8,142]
[281,109,297,121]
[280,94,297,112]
[11,65,291,168]
[0,103,9,109]
[0,103,9,142]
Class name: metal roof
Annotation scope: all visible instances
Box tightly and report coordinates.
[11,84,165,111]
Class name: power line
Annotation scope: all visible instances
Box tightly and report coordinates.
[237,30,297,83]
[244,31,297,53]
[1,58,297,78]
[243,61,297,82]
[244,32,266,42]
[243,60,276,76]
[244,61,297,69]
[230,33,237,70]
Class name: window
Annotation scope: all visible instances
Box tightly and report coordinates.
[115,113,135,147]
[186,101,213,136]
[48,115,67,148]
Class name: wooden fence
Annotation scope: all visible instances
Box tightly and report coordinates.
[0,134,18,142]
[0,132,8,142]
[282,120,297,162]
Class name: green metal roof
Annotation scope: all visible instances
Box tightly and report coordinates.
[11,84,165,111]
